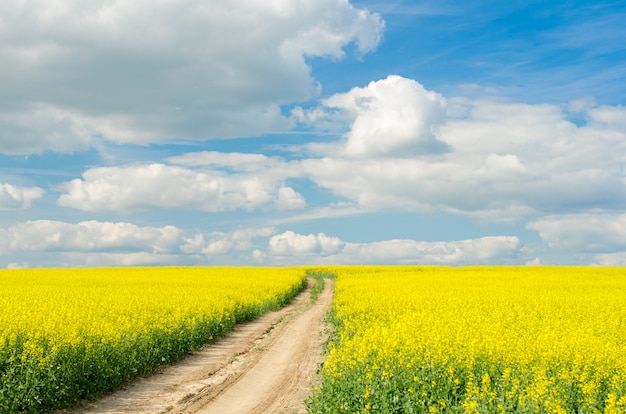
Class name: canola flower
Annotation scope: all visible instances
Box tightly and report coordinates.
[308,266,626,413]
[0,266,306,413]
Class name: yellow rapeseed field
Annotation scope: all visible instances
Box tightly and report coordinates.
[308,266,626,413]
[0,266,306,413]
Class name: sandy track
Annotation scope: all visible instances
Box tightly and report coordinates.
[60,278,333,414]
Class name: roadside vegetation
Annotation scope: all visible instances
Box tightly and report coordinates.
[305,267,337,303]
[0,267,307,413]
[5,265,625,413]
[308,266,626,413]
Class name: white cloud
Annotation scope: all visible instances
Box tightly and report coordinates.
[269,231,345,255]
[183,227,276,255]
[61,252,182,267]
[0,0,383,154]
[338,236,521,265]
[0,220,281,266]
[56,75,623,221]
[0,104,93,154]
[167,151,299,181]
[7,262,30,269]
[299,156,536,215]
[57,163,306,213]
[0,220,522,266]
[266,231,521,265]
[525,257,542,266]
[296,77,626,218]
[568,96,597,113]
[251,249,266,264]
[169,152,307,210]
[301,75,448,157]
[168,151,285,171]
[0,183,44,210]
[0,220,183,254]
[275,187,307,210]
[587,105,626,128]
[527,213,626,252]
[593,252,626,266]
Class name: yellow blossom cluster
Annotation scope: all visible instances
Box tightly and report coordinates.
[0,266,306,413]
[309,266,626,413]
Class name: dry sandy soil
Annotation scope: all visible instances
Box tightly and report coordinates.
[59,278,334,414]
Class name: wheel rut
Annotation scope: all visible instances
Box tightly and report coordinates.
[60,278,333,414]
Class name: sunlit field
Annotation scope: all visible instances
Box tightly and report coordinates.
[0,267,306,413]
[308,266,626,413]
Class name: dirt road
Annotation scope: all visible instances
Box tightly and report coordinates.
[61,278,333,414]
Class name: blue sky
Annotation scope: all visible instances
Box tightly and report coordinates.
[1,0,625,267]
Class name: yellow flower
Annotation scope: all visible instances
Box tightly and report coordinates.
[316,265,626,413]
[0,266,308,409]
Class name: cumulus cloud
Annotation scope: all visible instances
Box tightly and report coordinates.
[586,105,626,130]
[61,252,183,267]
[296,77,626,218]
[299,75,448,157]
[182,227,276,255]
[57,163,305,213]
[0,0,383,154]
[58,75,625,220]
[0,105,93,154]
[0,220,522,266]
[299,156,535,215]
[593,252,626,266]
[339,236,521,264]
[167,151,299,181]
[527,214,626,253]
[0,183,44,210]
[266,230,521,264]
[269,231,345,255]
[0,220,280,266]
[7,262,30,269]
[0,220,183,254]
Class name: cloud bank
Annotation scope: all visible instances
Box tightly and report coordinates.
[262,231,521,265]
[48,74,626,269]
[0,0,383,154]
[1,22,623,270]
[527,214,626,253]
[296,75,626,218]
[55,75,626,220]
[0,220,522,267]
[57,163,305,213]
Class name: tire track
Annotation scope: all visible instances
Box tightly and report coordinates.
[60,278,333,414]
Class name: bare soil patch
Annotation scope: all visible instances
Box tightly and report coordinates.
[59,278,333,414]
